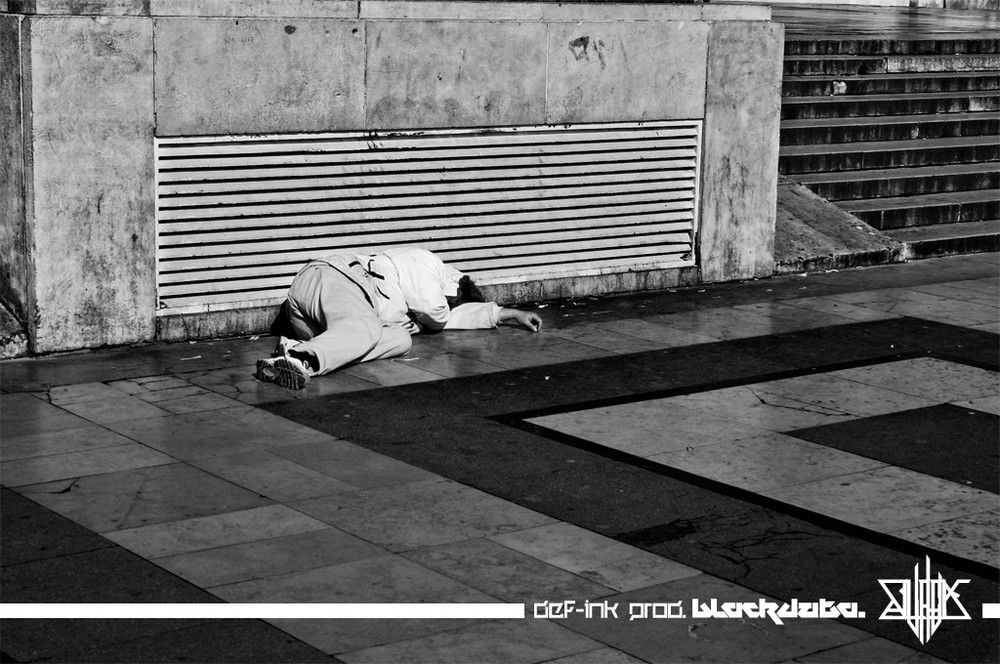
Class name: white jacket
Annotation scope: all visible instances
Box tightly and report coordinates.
[330,248,500,334]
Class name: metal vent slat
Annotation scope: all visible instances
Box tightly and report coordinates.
[159,160,697,194]
[160,214,694,255]
[160,171,696,206]
[158,139,696,170]
[160,202,691,236]
[156,121,701,313]
[158,181,695,220]
[159,225,695,284]
[158,204,696,257]
[158,156,698,185]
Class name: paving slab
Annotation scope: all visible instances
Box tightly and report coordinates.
[0,441,176,487]
[105,405,337,461]
[190,449,358,502]
[104,503,330,559]
[0,423,146,462]
[211,554,496,605]
[762,465,998,534]
[401,537,616,604]
[156,526,388,589]
[16,462,274,532]
[489,522,701,593]
[292,478,557,552]
[269,439,439,490]
[648,432,888,492]
[337,619,601,664]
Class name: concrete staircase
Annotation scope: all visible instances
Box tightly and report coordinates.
[779,37,1000,259]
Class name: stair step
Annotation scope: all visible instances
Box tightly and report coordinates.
[793,162,1000,200]
[836,189,1000,229]
[780,112,1000,145]
[784,53,1000,76]
[782,71,1000,97]
[781,90,1000,119]
[785,39,1000,57]
[888,219,1000,259]
[779,136,999,174]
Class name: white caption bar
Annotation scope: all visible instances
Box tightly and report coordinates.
[0,603,526,620]
[984,604,1000,619]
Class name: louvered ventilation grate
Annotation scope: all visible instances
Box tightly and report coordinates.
[155,121,701,313]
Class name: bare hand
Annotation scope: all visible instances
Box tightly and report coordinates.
[511,310,543,332]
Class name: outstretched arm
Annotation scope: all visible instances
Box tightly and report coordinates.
[444,302,543,331]
[499,308,543,332]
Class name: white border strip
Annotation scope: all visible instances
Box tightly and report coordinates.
[984,603,1000,619]
[0,603,525,620]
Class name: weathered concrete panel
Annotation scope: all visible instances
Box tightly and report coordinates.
[358,1,727,22]
[150,0,358,18]
[25,16,155,352]
[700,4,771,21]
[542,3,703,21]
[0,15,27,329]
[361,0,543,20]
[546,21,708,124]
[5,0,148,15]
[155,18,365,136]
[366,21,547,129]
[699,20,784,282]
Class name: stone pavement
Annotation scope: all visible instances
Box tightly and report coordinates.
[2,252,998,663]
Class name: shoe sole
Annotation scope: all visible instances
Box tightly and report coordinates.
[255,358,277,383]
[272,357,310,390]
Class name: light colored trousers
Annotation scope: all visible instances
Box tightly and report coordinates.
[285,258,412,375]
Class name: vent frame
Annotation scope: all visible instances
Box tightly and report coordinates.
[155,120,702,315]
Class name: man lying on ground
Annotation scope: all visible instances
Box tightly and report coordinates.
[255,247,543,390]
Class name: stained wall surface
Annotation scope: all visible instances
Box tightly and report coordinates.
[23,16,156,351]
[1,1,783,352]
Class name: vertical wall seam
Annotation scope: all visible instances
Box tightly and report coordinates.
[362,13,368,130]
[695,19,713,270]
[151,16,157,135]
[151,15,160,322]
[543,20,549,125]
[18,14,37,349]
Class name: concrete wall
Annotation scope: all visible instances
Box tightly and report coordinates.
[701,20,784,282]
[1,1,784,353]
[3,12,156,353]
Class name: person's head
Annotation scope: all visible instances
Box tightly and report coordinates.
[446,275,486,309]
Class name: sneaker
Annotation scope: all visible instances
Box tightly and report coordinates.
[271,355,311,390]
[255,355,310,389]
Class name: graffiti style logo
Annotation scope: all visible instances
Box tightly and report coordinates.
[879,557,971,644]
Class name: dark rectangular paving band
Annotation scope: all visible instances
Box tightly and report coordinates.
[262,317,999,664]
[791,403,999,494]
